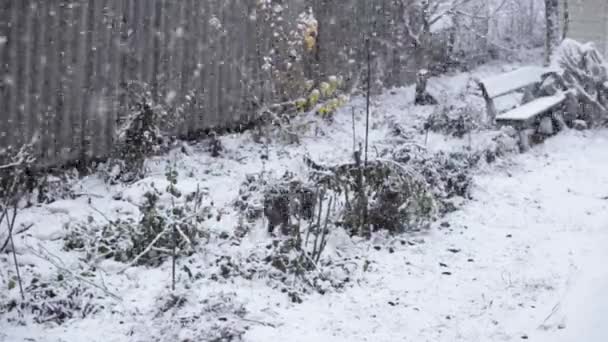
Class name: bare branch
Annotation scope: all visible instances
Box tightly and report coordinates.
[117,228,168,274]
[29,243,122,301]
[429,0,476,26]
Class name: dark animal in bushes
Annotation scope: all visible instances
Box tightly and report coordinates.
[263,181,316,235]
[294,186,316,220]
[264,191,290,235]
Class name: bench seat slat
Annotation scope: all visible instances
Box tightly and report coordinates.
[496,93,566,122]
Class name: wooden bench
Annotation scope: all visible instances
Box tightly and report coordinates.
[476,66,569,150]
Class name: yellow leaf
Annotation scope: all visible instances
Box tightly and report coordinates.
[295,98,308,112]
[309,89,320,107]
[320,82,331,98]
[304,35,316,52]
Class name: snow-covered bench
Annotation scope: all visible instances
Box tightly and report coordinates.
[476,66,550,121]
[476,67,568,150]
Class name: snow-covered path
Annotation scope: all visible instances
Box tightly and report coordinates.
[247,129,608,342]
[541,248,608,342]
[534,224,608,342]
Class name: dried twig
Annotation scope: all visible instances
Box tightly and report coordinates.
[0,209,7,252]
[29,243,122,301]
[0,218,33,249]
[88,205,120,227]
[117,228,168,274]
[241,317,277,328]
[351,107,357,153]
[315,196,334,264]
[309,190,325,251]
[172,224,177,291]
[174,225,193,247]
[300,251,325,278]
[5,206,24,300]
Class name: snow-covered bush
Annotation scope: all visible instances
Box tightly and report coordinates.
[106,82,165,183]
[553,39,608,126]
[362,167,436,234]
[233,173,353,297]
[27,171,78,205]
[0,137,39,303]
[254,4,349,126]
[389,144,482,214]
[257,3,315,103]
[235,172,317,235]
[0,136,37,201]
[64,172,209,267]
[483,126,520,162]
[263,176,317,235]
[554,39,608,86]
[0,136,78,207]
[305,156,436,236]
[425,85,486,137]
[1,277,100,325]
[261,236,353,299]
[141,292,248,342]
[425,104,481,138]
[234,173,268,223]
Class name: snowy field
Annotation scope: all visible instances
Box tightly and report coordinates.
[1,62,607,342]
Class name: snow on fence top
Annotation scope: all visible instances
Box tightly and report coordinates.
[480,66,548,98]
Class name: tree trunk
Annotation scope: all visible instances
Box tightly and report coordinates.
[413,0,436,105]
[562,0,569,40]
[545,0,560,65]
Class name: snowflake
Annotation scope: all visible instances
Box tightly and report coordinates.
[209,16,222,30]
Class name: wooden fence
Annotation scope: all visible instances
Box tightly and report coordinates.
[0,0,440,168]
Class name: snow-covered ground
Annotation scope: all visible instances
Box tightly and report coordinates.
[541,238,608,342]
[248,129,608,342]
[1,61,607,341]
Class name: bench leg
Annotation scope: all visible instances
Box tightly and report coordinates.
[539,116,555,136]
[553,112,566,132]
[518,128,533,152]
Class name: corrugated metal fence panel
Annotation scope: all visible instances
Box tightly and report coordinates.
[6,1,19,152]
[0,0,12,153]
[0,0,428,168]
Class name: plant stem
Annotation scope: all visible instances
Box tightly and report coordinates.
[311,191,324,258]
[365,37,371,166]
[6,207,24,300]
[351,107,357,153]
[172,224,176,291]
[315,196,333,263]
[0,209,8,253]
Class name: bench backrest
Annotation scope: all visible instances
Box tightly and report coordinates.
[479,66,549,99]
